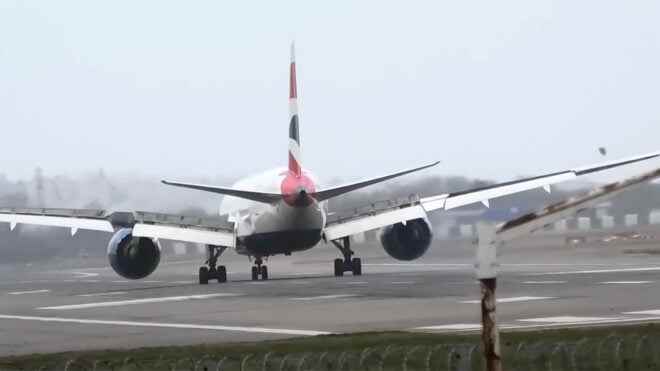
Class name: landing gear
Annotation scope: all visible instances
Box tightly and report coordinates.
[199,245,227,285]
[332,237,362,276]
[251,257,269,281]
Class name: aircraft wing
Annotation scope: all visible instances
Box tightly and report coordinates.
[0,208,236,247]
[322,151,660,241]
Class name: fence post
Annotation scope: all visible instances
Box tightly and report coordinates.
[476,223,502,371]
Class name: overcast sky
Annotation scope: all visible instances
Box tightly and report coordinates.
[1,1,659,185]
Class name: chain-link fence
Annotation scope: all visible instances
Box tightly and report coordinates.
[3,334,660,371]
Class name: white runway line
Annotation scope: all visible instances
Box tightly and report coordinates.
[623,309,660,315]
[72,272,99,278]
[519,316,620,324]
[0,314,331,336]
[169,281,193,284]
[8,289,50,295]
[291,294,358,301]
[414,324,481,331]
[522,281,567,284]
[532,267,660,275]
[460,296,555,304]
[345,281,368,285]
[391,281,416,285]
[365,263,471,266]
[600,281,653,284]
[37,293,242,310]
[77,291,127,298]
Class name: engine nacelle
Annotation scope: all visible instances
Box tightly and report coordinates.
[107,228,161,279]
[380,218,433,261]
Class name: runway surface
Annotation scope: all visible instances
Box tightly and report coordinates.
[2,230,660,355]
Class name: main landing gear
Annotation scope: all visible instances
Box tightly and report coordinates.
[199,245,227,284]
[251,257,269,281]
[332,237,362,277]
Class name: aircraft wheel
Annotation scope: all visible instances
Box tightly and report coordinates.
[352,258,362,276]
[251,266,259,281]
[217,266,227,283]
[199,266,209,285]
[261,266,269,280]
[334,259,344,277]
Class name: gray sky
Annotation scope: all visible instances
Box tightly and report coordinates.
[1,1,660,184]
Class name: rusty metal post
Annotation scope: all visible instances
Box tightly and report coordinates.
[476,223,502,371]
[480,277,501,371]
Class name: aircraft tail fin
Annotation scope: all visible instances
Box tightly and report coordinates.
[288,42,302,176]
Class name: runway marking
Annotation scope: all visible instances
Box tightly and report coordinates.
[8,289,50,295]
[391,281,416,285]
[365,263,470,266]
[519,316,620,323]
[345,281,368,285]
[522,281,567,284]
[600,281,653,284]
[291,294,358,301]
[72,272,99,278]
[143,280,163,283]
[415,324,481,331]
[460,296,555,304]
[532,267,660,275]
[0,314,331,336]
[169,281,193,284]
[77,291,127,297]
[37,293,242,310]
[623,309,660,316]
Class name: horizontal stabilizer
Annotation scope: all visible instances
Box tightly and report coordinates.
[161,180,282,204]
[311,161,440,201]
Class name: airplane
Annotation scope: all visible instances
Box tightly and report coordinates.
[1,44,659,285]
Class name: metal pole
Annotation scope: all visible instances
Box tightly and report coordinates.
[475,223,502,371]
[480,277,502,371]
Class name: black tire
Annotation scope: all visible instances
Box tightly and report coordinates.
[251,266,259,281]
[261,265,269,280]
[334,259,344,277]
[352,258,362,276]
[217,266,227,283]
[199,266,209,285]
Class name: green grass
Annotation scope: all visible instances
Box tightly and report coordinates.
[2,324,660,370]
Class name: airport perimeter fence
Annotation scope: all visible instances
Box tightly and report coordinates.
[3,334,660,371]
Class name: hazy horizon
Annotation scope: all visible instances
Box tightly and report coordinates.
[2,1,660,185]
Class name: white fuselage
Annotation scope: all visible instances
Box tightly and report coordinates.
[220,168,327,257]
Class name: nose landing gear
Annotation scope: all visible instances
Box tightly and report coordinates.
[199,245,227,284]
[332,237,362,277]
[251,257,269,281]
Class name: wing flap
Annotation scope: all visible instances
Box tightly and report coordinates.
[438,172,576,211]
[323,205,427,241]
[496,167,660,241]
[132,223,236,247]
[0,212,114,232]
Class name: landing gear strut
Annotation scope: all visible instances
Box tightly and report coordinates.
[251,257,269,281]
[199,245,227,284]
[332,237,362,277]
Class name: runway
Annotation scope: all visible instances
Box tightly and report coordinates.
[2,230,660,356]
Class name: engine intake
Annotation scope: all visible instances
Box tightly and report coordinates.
[107,228,161,279]
[380,218,432,261]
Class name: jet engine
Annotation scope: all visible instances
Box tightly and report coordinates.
[107,228,161,279]
[380,218,433,261]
